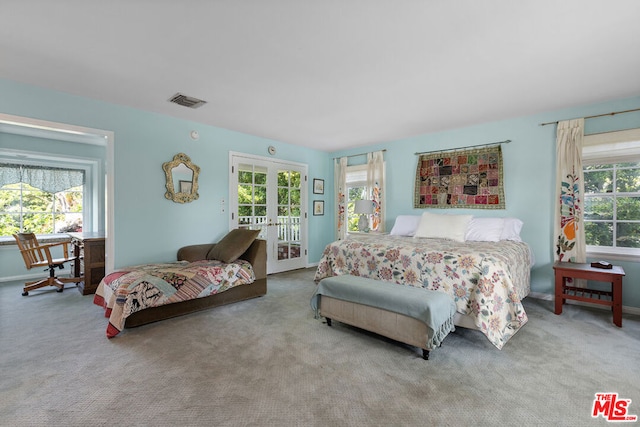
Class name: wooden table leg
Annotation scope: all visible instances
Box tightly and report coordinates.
[73,241,81,278]
[612,277,622,327]
[554,272,564,315]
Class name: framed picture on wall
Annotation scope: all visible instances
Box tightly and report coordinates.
[313,178,324,194]
[313,200,324,216]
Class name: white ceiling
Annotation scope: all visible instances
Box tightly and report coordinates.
[2,1,640,152]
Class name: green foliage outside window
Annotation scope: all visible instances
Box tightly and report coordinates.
[237,168,301,230]
[0,183,82,236]
[347,186,366,231]
[584,163,640,249]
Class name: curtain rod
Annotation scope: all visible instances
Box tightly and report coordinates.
[333,148,386,160]
[414,139,511,156]
[539,107,640,126]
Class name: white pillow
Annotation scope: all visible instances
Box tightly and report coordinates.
[500,218,524,241]
[414,212,473,242]
[389,215,422,236]
[465,217,505,242]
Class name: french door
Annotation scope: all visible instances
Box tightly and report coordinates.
[229,152,308,274]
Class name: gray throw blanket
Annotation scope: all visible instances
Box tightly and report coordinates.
[311,275,456,350]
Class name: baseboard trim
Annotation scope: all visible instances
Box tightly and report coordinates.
[0,273,42,283]
[529,291,640,316]
[0,271,76,284]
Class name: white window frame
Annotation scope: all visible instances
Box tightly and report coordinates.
[583,128,640,261]
[0,149,100,236]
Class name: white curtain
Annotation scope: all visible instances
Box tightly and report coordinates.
[334,157,348,240]
[554,119,586,263]
[366,151,385,232]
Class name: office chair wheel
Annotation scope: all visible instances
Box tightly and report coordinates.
[56,287,64,293]
[22,291,29,296]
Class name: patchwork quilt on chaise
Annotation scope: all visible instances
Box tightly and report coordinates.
[94,259,255,338]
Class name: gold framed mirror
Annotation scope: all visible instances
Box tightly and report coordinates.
[162,153,200,203]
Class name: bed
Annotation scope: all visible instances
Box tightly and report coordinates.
[94,235,267,337]
[314,214,533,350]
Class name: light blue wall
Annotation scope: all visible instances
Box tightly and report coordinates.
[0,132,106,158]
[330,96,640,310]
[0,78,332,272]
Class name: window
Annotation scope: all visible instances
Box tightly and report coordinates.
[0,183,83,235]
[0,164,85,237]
[583,128,640,257]
[346,165,367,232]
[584,163,640,249]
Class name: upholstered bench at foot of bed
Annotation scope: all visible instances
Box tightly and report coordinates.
[311,275,456,360]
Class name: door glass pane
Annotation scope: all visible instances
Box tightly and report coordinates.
[238,170,253,184]
[236,163,268,240]
[291,172,301,188]
[278,206,289,216]
[254,215,268,228]
[278,188,289,205]
[255,205,266,217]
[276,169,301,260]
[255,171,267,185]
[238,184,252,204]
[238,205,252,216]
[290,189,300,207]
[254,185,267,204]
[277,171,288,186]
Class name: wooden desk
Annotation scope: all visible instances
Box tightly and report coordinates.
[68,232,105,295]
[553,262,625,327]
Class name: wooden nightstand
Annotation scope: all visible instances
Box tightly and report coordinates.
[553,261,625,327]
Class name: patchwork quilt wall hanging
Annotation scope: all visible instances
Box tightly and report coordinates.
[414,145,505,209]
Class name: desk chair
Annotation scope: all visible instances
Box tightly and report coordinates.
[13,233,81,296]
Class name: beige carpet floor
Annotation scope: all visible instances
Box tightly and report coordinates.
[1,267,639,426]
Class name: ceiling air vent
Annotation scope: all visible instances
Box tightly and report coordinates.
[168,93,207,109]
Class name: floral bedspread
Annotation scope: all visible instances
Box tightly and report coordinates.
[314,234,532,349]
[94,259,255,338]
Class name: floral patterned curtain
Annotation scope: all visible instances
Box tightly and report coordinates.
[0,163,85,193]
[366,151,385,232]
[554,119,586,263]
[334,157,348,240]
